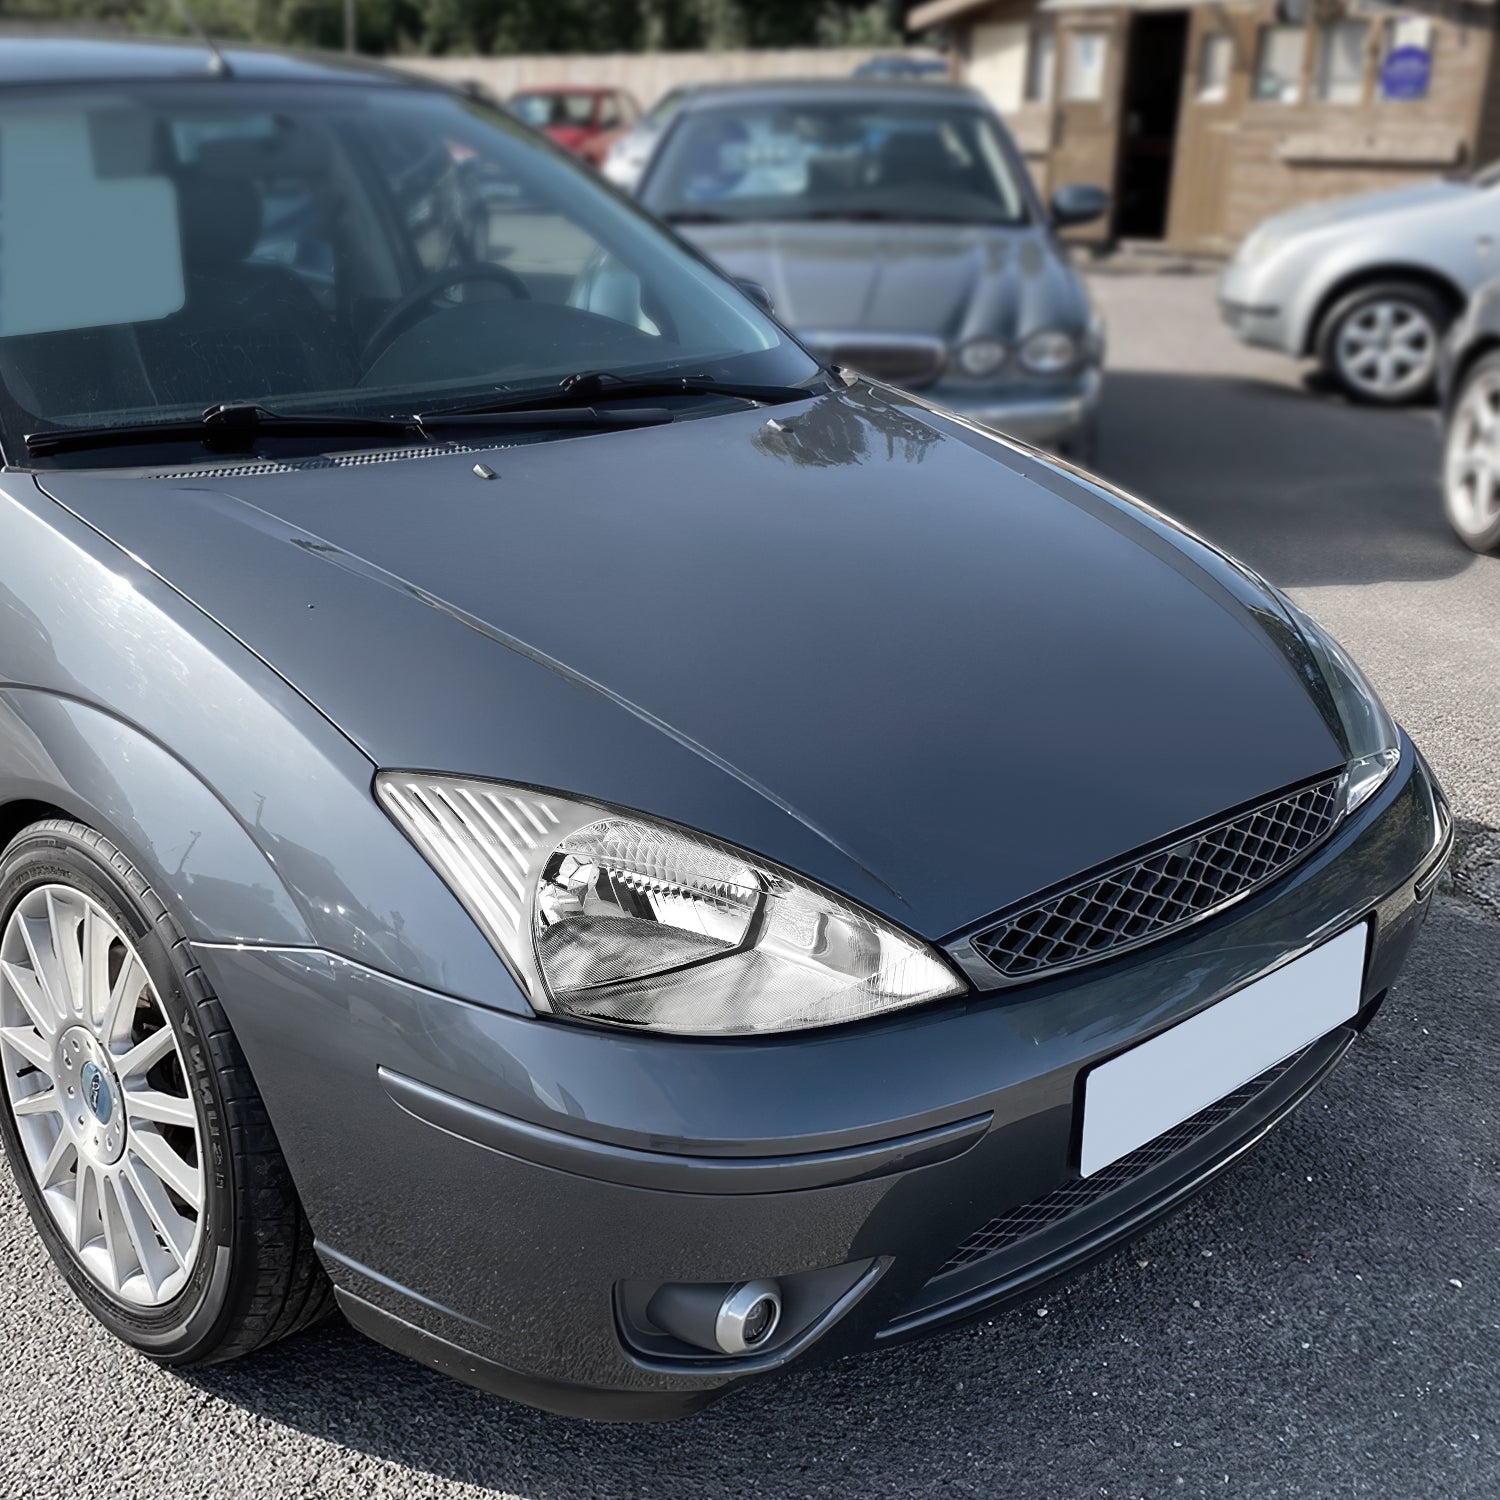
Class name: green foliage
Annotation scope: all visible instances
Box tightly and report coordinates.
[0,0,925,54]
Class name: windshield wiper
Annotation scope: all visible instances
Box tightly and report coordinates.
[422,371,826,422]
[26,403,426,460]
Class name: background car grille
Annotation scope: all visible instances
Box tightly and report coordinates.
[814,337,947,391]
[970,775,1343,983]
[936,1049,1307,1275]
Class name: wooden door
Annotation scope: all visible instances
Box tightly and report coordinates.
[1049,12,1127,238]
[1167,9,1258,250]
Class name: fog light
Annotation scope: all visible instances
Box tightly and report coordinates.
[646,1279,783,1356]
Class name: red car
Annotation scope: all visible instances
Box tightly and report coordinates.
[508,87,641,167]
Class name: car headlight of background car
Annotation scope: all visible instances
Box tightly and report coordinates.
[956,336,1008,378]
[1236,226,1286,268]
[378,775,966,1035]
[1282,599,1401,815]
[1019,329,1080,375]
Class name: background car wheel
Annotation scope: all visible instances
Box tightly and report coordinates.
[1317,281,1450,406]
[0,819,332,1364]
[1443,351,1500,554]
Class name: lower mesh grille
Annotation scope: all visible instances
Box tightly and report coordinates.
[971,776,1343,983]
[936,1049,1307,1275]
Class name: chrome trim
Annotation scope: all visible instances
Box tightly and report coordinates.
[715,1280,783,1354]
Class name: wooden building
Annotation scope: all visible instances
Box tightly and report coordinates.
[909,0,1500,251]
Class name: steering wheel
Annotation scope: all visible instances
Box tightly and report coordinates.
[362,263,531,366]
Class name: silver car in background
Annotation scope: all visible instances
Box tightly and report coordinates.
[602,85,693,192]
[637,81,1108,460]
[1219,168,1500,405]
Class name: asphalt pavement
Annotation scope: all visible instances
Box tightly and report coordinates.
[2,271,1497,1500]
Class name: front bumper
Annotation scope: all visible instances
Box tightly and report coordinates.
[929,368,1101,457]
[197,739,1447,1421]
[1218,260,1296,354]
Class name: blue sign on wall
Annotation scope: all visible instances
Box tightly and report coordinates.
[1380,45,1432,101]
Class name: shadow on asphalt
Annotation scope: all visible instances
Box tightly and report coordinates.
[1094,371,1474,589]
[178,900,1500,1498]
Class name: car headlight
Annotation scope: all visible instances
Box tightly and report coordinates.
[1238,227,1285,268]
[956,336,1007,378]
[1282,600,1400,815]
[377,776,966,1035]
[1019,329,1080,375]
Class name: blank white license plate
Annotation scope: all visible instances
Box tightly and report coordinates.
[1079,924,1367,1178]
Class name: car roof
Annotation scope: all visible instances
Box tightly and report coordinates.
[0,34,418,88]
[675,78,987,112]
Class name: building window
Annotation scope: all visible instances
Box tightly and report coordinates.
[1197,32,1233,103]
[1253,24,1305,103]
[1064,30,1108,102]
[1314,21,1369,103]
[1026,29,1056,103]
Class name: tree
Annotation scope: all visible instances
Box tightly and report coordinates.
[0,0,927,54]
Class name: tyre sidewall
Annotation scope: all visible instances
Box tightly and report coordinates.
[0,824,236,1360]
[1318,282,1448,406]
[1443,351,1500,554]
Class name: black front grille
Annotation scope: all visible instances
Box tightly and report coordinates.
[971,776,1343,983]
[937,1049,1307,1275]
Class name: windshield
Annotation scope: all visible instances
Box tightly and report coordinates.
[0,80,814,458]
[643,100,1029,225]
[510,91,596,129]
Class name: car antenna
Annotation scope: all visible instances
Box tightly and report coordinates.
[171,0,233,77]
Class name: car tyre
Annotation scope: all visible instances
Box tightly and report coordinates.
[0,819,333,1365]
[1317,281,1450,406]
[1443,350,1500,554]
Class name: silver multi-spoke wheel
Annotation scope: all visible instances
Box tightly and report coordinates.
[1333,297,1439,402]
[0,884,203,1306]
[1445,365,1500,551]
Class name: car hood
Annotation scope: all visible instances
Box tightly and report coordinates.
[38,388,1342,939]
[675,220,1089,340]
[1255,176,1475,239]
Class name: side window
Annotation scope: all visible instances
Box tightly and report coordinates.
[1063,31,1108,103]
[599,96,622,130]
[1197,33,1233,103]
[1314,21,1369,104]
[1025,30,1056,104]
[1254,25,1306,103]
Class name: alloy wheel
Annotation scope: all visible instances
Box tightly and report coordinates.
[1445,369,1500,545]
[0,884,203,1307]
[1334,299,1438,401]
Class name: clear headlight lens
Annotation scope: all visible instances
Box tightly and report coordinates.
[377,775,966,1036]
[1019,329,1079,375]
[956,336,1007,378]
[1283,600,1401,815]
[1238,227,1285,267]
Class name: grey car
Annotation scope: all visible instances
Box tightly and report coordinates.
[1219,168,1500,405]
[0,39,1451,1422]
[636,81,1109,459]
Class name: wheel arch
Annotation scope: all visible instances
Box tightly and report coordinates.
[1303,265,1467,357]
[0,688,314,947]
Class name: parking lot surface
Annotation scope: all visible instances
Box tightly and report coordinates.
[3,271,1497,1500]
